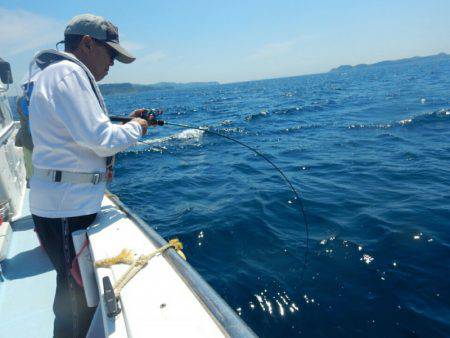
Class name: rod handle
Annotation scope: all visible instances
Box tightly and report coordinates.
[110,115,164,126]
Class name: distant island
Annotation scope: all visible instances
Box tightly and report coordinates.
[329,52,450,73]
[99,81,220,95]
[98,53,450,95]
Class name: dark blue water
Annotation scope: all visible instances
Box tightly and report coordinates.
[106,58,450,337]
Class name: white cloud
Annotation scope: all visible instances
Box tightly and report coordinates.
[249,38,301,61]
[0,7,64,57]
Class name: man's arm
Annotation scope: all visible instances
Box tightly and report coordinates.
[51,69,146,157]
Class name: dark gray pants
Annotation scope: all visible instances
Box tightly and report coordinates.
[33,214,97,338]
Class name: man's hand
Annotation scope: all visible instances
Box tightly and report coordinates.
[132,118,148,136]
[129,108,149,135]
[129,108,148,118]
[129,108,159,127]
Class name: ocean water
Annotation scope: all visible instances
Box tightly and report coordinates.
[106,58,450,337]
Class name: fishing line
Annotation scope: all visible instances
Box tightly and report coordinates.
[165,121,310,285]
[110,115,310,286]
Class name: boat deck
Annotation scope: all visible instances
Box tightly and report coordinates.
[0,191,255,338]
[0,191,56,338]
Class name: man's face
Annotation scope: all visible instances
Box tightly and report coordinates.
[85,39,115,81]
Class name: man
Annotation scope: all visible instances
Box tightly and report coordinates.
[28,14,148,337]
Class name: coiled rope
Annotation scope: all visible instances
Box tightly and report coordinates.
[95,238,185,297]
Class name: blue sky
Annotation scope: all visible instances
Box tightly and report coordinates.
[1,0,450,87]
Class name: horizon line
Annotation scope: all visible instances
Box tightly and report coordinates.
[101,51,449,87]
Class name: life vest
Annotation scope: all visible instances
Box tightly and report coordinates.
[14,82,34,150]
[26,50,115,181]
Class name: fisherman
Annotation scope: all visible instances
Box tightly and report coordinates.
[27,14,148,337]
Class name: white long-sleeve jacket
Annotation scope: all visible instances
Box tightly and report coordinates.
[29,51,141,217]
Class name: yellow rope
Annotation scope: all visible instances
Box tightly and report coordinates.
[95,249,135,267]
[95,239,185,297]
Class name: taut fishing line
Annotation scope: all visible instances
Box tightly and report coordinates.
[111,115,310,287]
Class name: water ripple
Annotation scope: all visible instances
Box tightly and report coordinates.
[108,57,450,337]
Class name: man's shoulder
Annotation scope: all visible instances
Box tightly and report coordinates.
[30,59,93,104]
[35,59,90,97]
[43,59,85,80]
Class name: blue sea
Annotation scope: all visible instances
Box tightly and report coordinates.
[106,57,450,337]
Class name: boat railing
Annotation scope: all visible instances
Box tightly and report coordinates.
[107,192,258,338]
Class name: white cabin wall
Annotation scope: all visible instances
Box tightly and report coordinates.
[0,89,27,218]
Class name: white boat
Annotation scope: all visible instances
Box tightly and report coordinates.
[0,58,257,338]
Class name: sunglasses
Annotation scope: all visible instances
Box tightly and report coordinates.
[94,39,117,60]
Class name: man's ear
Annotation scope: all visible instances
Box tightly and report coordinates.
[80,35,94,51]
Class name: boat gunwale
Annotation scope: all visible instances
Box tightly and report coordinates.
[106,192,257,338]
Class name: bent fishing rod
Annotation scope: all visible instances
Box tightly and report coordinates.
[110,112,310,284]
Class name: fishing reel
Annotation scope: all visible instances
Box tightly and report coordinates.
[110,108,165,125]
[141,108,163,122]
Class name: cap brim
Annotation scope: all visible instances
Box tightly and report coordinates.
[105,41,136,64]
